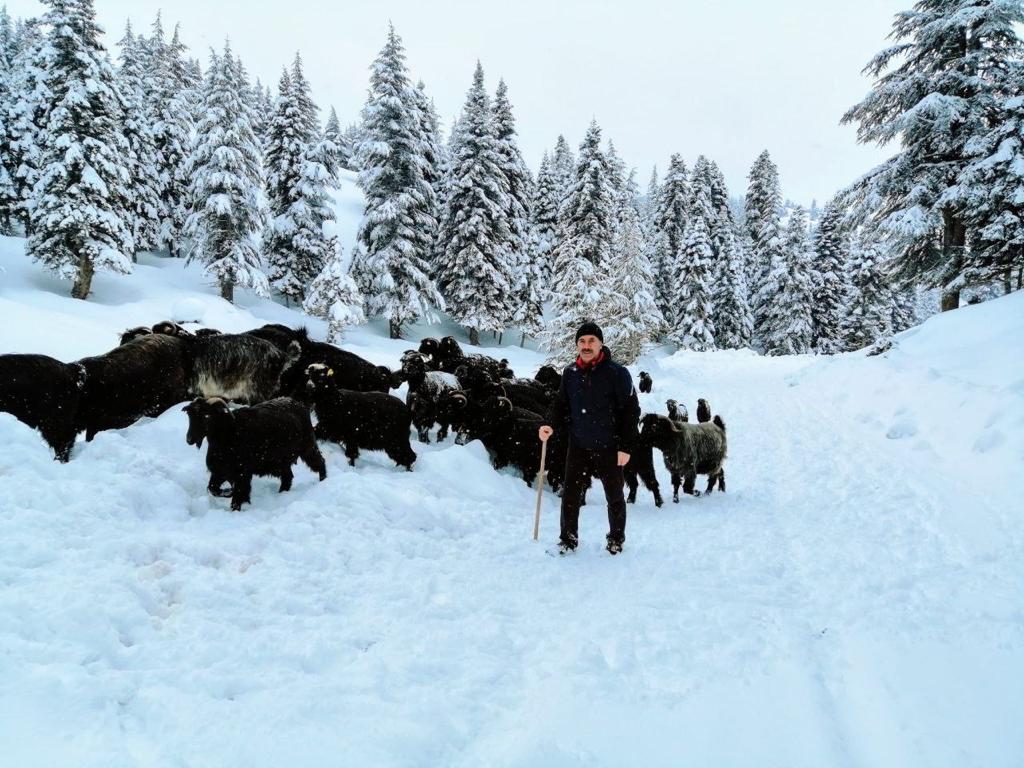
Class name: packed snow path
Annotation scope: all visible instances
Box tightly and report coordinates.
[1,249,1021,766]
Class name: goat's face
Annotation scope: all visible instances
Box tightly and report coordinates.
[400,352,427,380]
[182,397,230,448]
[303,363,335,396]
[418,338,439,356]
[534,365,560,390]
[194,327,222,338]
[638,413,672,447]
[438,336,461,358]
[153,320,192,338]
[666,398,689,424]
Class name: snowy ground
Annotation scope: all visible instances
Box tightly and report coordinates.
[1,236,1022,767]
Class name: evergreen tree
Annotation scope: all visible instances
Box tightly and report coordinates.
[763,207,815,355]
[552,133,575,201]
[745,150,785,346]
[712,229,754,349]
[529,151,560,292]
[303,243,366,342]
[263,55,337,304]
[843,239,893,350]
[323,105,342,177]
[810,196,851,353]
[650,154,689,324]
[116,20,161,253]
[642,166,660,236]
[3,18,48,232]
[339,122,360,171]
[551,120,615,299]
[890,283,918,333]
[411,79,444,271]
[842,0,1024,311]
[27,0,134,299]
[434,61,511,344]
[669,188,716,351]
[350,25,443,338]
[0,6,13,69]
[184,44,268,303]
[538,246,603,360]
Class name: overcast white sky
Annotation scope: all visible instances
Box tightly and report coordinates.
[9,0,909,205]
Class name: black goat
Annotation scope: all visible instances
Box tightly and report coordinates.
[639,413,727,502]
[0,354,86,461]
[400,352,459,443]
[639,371,653,393]
[696,398,712,423]
[155,321,299,404]
[183,396,326,511]
[75,333,192,441]
[534,365,561,390]
[428,335,510,379]
[302,364,416,470]
[119,326,152,345]
[666,398,689,425]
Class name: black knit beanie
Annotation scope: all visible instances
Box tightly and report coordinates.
[575,322,604,343]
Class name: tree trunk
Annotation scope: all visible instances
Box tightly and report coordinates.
[220,280,234,303]
[71,255,94,300]
[469,327,480,346]
[940,209,966,312]
[1003,266,1013,295]
[498,331,503,345]
[1017,265,1023,291]
[389,320,402,340]
[520,331,527,348]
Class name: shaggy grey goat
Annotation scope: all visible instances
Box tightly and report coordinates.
[639,412,727,502]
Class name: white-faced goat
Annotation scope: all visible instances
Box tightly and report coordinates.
[301,363,417,470]
[183,396,326,511]
[638,412,727,502]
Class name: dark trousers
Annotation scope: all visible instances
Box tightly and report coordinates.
[560,442,626,544]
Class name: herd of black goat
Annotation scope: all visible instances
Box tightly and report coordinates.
[0,322,728,511]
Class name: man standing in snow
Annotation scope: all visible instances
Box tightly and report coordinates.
[538,322,641,555]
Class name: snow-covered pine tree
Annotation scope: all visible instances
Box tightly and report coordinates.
[410,79,444,274]
[184,43,268,303]
[552,120,615,297]
[144,14,193,257]
[26,0,134,299]
[537,243,603,360]
[843,239,893,350]
[434,61,511,345]
[890,283,918,333]
[841,0,1024,311]
[810,195,851,353]
[650,153,689,325]
[3,18,47,233]
[350,25,443,339]
[339,122,360,171]
[601,199,664,362]
[303,241,366,343]
[529,151,560,293]
[552,133,575,201]
[323,105,342,177]
[263,55,337,305]
[0,20,17,235]
[493,78,535,336]
[670,183,716,351]
[712,229,754,349]
[763,207,815,355]
[745,149,784,347]
[0,6,13,69]
[642,166,660,236]
[962,59,1024,294]
[116,20,161,254]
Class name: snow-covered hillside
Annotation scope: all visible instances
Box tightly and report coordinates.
[1,236,1022,768]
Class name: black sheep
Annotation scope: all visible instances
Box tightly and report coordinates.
[183,396,326,511]
[0,353,86,461]
[302,363,416,470]
[432,335,509,379]
[400,352,459,443]
[639,371,653,394]
[75,333,192,441]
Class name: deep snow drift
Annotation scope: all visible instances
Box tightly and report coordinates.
[1,235,1022,768]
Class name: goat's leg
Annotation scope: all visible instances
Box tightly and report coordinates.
[300,440,327,481]
[278,465,294,492]
[344,442,360,467]
[208,470,232,497]
[672,471,681,503]
[684,472,700,497]
[717,470,725,492]
[230,474,252,511]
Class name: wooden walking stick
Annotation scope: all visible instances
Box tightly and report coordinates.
[533,437,549,540]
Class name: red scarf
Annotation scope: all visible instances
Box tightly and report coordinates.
[575,348,605,370]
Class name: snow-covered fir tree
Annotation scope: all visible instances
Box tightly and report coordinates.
[745,149,785,347]
[763,207,815,355]
[712,228,754,349]
[529,151,560,292]
[890,283,918,333]
[537,243,603,360]
[144,14,193,257]
[339,122,360,171]
[810,196,852,353]
[322,105,342,177]
[670,184,716,351]
[263,55,337,304]
[601,200,664,362]
[962,59,1024,294]
[552,133,575,201]
[2,18,47,232]
[434,61,512,345]
[552,120,615,294]
[642,166,660,236]
[351,24,443,339]
[184,44,268,303]
[410,79,444,269]
[116,20,161,254]
[843,239,893,350]
[842,0,1024,311]
[650,153,689,324]
[26,0,134,299]
[303,242,366,343]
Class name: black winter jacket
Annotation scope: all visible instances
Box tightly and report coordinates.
[543,347,640,453]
